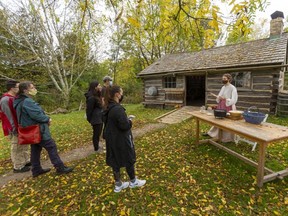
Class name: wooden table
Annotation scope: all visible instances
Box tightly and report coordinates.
[188,111,288,187]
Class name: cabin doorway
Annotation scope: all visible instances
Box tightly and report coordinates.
[186,75,205,106]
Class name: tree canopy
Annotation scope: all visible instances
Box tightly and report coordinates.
[0,0,104,107]
[0,0,272,109]
[104,0,268,68]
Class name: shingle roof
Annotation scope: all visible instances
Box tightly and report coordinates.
[138,33,288,76]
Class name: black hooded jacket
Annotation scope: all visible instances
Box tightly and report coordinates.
[84,92,103,125]
[102,102,136,168]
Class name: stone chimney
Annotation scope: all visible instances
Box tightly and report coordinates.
[270,11,284,38]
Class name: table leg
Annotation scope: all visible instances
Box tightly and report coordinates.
[196,118,199,145]
[257,142,268,187]
[218,128,223,141]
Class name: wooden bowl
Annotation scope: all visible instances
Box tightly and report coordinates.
[228,110,243,118]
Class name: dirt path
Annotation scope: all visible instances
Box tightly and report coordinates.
[0,123,166,187]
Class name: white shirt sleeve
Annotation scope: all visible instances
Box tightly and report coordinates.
[225,85,238,106]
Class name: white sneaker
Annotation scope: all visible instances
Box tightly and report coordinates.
[114,182,129,193]
[129,178,146,188]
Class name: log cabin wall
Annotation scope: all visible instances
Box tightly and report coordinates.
[206,69,280,113]
[143,77,165,107]
[143,75,185,107]
[138,33,288,110]
[164,75,185,105]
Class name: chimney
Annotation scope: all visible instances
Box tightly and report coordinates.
[270,11,284,38]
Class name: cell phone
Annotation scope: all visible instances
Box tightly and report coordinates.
[128,115,135,120]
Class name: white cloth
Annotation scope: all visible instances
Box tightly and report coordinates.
[216,84,238,110]
[207,127,235,143]
[208,83,238,142]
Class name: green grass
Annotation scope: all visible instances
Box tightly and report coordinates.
[123,103,173,127]
[1,107,288,215]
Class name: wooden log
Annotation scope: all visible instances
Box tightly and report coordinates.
[237,97,272,103]
[253,85,272,90]
[144,95,165,99]
[144,84,163,88]
[236,102,271,109]
[238,91,272,96]
[252,76,273,83]
[263,169,288,183]
[164,88,184,93]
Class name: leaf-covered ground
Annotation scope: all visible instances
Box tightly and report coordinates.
[1,115,288,215]
[0,104,169,174]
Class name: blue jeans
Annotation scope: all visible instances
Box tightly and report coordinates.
[31,139,64,174]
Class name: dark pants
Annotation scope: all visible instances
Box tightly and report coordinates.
[92,123,103,151]
[31,139,64,174]
[112,164,135,182]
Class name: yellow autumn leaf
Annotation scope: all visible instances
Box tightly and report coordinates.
[204,205,213,211]
[53,205,60,211]
[101,205,106,211]
[191,209,200,214]
[12,208,20,216]
[48,198,54,203]
[127,17,141,28]
[26,206,35,213]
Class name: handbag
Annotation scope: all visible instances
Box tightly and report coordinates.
[18,124,41,144]
[17,99,41,145]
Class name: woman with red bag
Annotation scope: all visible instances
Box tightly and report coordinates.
[14,81,73,177]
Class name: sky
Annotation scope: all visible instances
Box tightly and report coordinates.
[254,0,288,37]
[0,0,287,60]
[258,0,288,20]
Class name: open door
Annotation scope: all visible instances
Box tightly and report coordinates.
[186,75,205,106]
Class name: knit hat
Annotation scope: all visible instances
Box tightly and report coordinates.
[103,76,113,82]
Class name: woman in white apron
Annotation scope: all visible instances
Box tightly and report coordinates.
[207,74,238,142]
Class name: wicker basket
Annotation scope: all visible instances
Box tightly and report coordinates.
[243,106,266,124]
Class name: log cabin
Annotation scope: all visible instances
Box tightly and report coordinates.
[138,11,288,115]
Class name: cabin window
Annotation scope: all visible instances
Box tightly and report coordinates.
[231,72,251,89]
[164,76,176,88]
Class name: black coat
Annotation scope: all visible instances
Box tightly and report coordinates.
[85,92,103,125]
[103,102,136,168]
